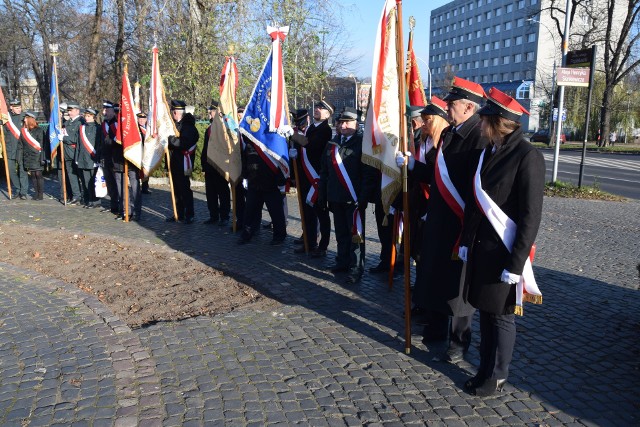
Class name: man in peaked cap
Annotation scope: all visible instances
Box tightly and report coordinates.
[318,107,378,285]
[76,107,102,207]
[289,102,333,257]
[166,99,199,224]
[398,76,488,362]
[201,101,231,226]
[100,100,120,214]
[58,101,83,204]
[3,99,28,199]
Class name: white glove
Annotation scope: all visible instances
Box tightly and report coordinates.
[242,179,248,190]
[500,269,521,285]
[278,125,294,138]
[278,185,286,194]
[395,151,415,170]
[288,148,298,159]
[458,246,468,262]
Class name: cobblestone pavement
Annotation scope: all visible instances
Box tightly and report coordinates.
[1,177,638,426]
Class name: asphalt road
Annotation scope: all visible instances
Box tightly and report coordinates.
[542,149,640,199]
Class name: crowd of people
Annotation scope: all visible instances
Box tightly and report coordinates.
[2,75,545,397]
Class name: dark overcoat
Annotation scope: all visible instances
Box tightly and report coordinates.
[291,119,332,197]
[4,112,24,159]
[62,116,83,160]
[461,128,545,314]
[20,126,45,171]
[410,113,487,316]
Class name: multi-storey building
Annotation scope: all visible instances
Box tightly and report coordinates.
[428,0,555,131]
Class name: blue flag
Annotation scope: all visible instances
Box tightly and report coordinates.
[239,49,290,177]
[49,63,63,158]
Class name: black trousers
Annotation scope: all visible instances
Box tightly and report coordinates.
[478,311,515,381]
[423,311,473,350]
[79,168,96,203]
[8,158,29,196]
[233,182,246,228]
[302,194,331,250]
[330,201,365,272]
[29,170,44,199]
[103,163,119,210]
[114,169,142,217]
[242,187,286,241]
[57,159,81,200]
[170,168,194,220]
[204,168,230,221]
[374,200,395,268]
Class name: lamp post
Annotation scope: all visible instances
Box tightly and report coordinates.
[414,56,431,99]
[626,89,632,143]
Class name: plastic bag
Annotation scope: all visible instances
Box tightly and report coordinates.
[94,166,108,198]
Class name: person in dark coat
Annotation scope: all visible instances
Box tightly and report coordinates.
[201,102,231,226]
[166,100,199,224]
[100,101,120,214]
[76,108,102,207]
[237,138,287,245]
[4,99,28,199]
[318,107,378,285]
[138,113,152,194]
[60,102,84,204]
[19,112,45,200]
[458,87,545,397]
[398,77,488,361]
[289,100,333,257]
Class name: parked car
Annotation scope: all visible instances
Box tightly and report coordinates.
[530,129,566,144]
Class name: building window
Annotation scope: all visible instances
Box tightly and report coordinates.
[475,45,480,53]
[476,30,481,38]
[517,18,524,27]
[467,33,472,40]
[452,51,456,58]
[453,23,457,29]
[477,15,482,23]
[445,52,449,59]
[493,41,500,49]
[516,81,532,99]
[438,41,443,47]
[466,47,472,55]
[461,20,465,28]
[513,71,521,79]
[432,43,436,49]
[514,53,522,63]
[467,62,472,70]
[447,11,451,18]
[504,39,511,47]
[432,30,437,37]
[518,0,525,9]
[469,3,474,10]
[475,60,480,68]
[459,35,464,42]
[506,4,513,12]
[445,39,449,46]
[454,9,458,16]
[526,51,535,61]
[494,24,501,33]
[477,0,483,6]
[483,59,489,67]
[446,25,450,32]
[492,57,499,65]
[438,54,442,60]
[503,72,510,80]
[505,21,512,30]
[493,73,499,81]
[486,11,492,19]
[525,70,533,79]
[459,49,464,56]
[516,35,523,45]
[439,28,443,35]
[482,75,489,82]
[468,18,473,25]
[485,28,491,35]
[458,64,463,70]
[439,15,443,21]
[527,33,536,42]
[453,37,456,44]
[503,55,510,64]
[530,0,538,4]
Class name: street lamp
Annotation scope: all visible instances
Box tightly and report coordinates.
[414,56,431,99]
[626,89,632,143]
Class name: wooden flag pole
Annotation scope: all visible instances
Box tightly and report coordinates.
[165,147,178,220]
[395,0,412,354]
[51,53,67,205]
[0,127,11,199]
[123,58,130,222]
[388,213,399,290]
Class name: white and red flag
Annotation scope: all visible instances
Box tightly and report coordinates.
[119,66,143,168]
[266,25,289,133]
[142,46,178,176]
[362,0,402,213]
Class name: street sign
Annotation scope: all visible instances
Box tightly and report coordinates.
[567,48,594,68]
[557,67,590,87]
[553,108,566,122]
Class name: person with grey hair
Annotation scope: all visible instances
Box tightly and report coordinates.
[397,76,488,363]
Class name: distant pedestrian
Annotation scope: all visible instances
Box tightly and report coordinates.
[609,131,617,146]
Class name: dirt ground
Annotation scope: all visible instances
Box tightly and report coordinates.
[0,223,277,328]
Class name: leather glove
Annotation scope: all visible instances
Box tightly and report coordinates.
[288,148,298,159]
[278,125,294,138]
[500,269,521,285]
[458,246,468,262]
[395,151,415,170]
[242,179,248,190]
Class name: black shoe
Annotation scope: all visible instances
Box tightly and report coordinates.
[310,248,327,258]
[130,214,140,222]
[432,346,465,363]
[142,189,152,194]
[165,216,178,223]
[294,246,315,254]
[68,198,79,205]
[368,262,389,274]
[471,378,507,397]
[237,237,251,245]
[262,222,272,229]
[293,237,304,245]
[218,219,229,227]
[329,265,350,274]
[184,217,194,224]
[203,218,218,225]
[464,375,486,392]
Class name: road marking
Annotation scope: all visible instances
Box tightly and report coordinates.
[542,153,640,172]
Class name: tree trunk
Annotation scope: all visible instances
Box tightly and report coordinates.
[600,84,614,148]
[114,0,126,93]
[87,0,103,105]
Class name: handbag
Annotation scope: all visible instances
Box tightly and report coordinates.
[94,166,108,198]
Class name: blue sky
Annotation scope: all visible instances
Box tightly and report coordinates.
[345,0,449,77]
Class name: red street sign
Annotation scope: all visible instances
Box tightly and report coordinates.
[556,67,590,87]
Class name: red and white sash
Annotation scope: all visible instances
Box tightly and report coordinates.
[79,125,97,157]
[301,147,320,206]
[473,149,542,315]
[417,138,434,200]
[102,121,117,139]
[21,128,41,151]
[6,117,20,139]
[182,144,197,175]
[434,145,465,254]
[330,144,363,242]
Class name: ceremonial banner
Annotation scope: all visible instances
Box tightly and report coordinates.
[406,21,427,106]
[49,63,63,159]
[239,27,291,177]
[208,56,242,185]
[362,0,402,212]
[0,86,8,124]
[119,68,143,168]
[142,46,178,176]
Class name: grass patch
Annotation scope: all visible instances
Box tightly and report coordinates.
[532,142,640,153]
[545,181,625,201]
